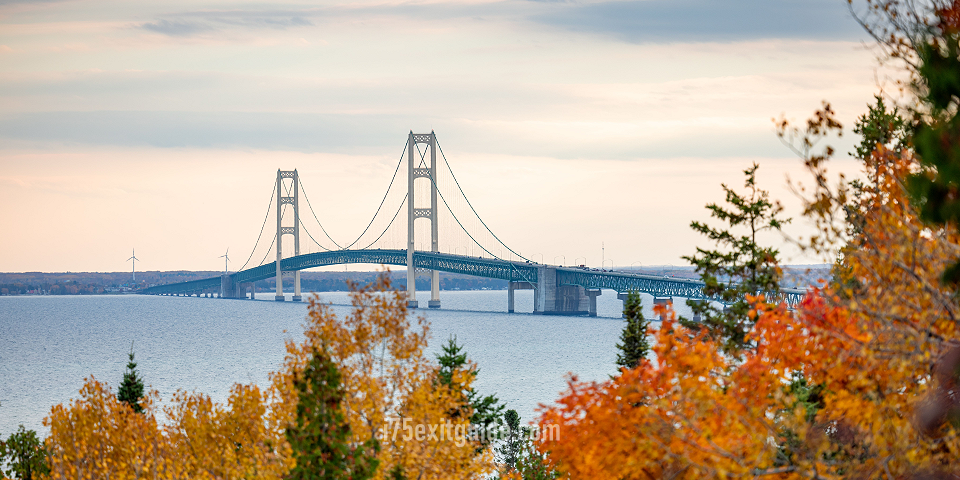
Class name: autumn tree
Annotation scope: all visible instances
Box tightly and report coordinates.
[287,345,379,480]
[45,377,179,479]
[272,274,494,480]
[117,345,145,414]
[614,291,649,371]
[680,163,790,353]
[0,425,49,480]
[535,89,960,478]
[43,272,503,480]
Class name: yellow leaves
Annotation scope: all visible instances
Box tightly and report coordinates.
[44,377,178,480]
[44,377,287,480]
[164,384,286,479]
[44,273,491,480]
[273,272,492,480]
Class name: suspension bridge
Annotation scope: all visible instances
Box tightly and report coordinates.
[141,132,807,316]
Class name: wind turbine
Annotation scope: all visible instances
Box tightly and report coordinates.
[219,248,230,274]
[217,248,231,299]
[127,249,140,283]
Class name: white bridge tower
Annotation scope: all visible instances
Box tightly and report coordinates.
[407,132,440,309]
[275,169,302,302]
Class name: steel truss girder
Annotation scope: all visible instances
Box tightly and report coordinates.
[141,249,805,307]
[554,268,805,307]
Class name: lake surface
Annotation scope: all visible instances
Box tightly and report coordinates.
[0,289,679,438]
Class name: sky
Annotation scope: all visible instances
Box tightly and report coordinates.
[0,0,892,273]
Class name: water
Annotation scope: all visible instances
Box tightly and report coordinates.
[0,289,675,438]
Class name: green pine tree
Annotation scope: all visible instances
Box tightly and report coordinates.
[495,410,560,480]
[0,425,49,480]
[436,336,504,441]
[496,409,524,473]
[909,26,960,286]
[615,291,650,371]
[117,344,145,414]
[680,163,790,354]
[286,346,379,480]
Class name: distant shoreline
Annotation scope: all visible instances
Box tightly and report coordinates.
[0,265,830,296]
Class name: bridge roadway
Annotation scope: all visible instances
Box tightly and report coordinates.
[140,249,807,313]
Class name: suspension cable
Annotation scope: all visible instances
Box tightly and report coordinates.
[238,178,278,271]
[297,176,343,250]
[360,194,408,250]
[342,139,408,249]
[300,221,333,252]
[435,139,530,262]
[258,234,277,267]
[414,157,503,260]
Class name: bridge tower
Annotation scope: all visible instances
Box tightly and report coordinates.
[407,132,440,309]
[275,169,302,302]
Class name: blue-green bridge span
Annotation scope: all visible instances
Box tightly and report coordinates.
[141,248,806,315]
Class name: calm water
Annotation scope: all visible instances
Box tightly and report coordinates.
[0,289,677,438]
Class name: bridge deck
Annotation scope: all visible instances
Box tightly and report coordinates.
[140,249,806,306]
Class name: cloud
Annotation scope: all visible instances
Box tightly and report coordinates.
[130,0,861,41]
[0,0,69,5]
[140,19,214,36]
[0,111,803,160]
[529,0,863,42]
[137,10,314,36]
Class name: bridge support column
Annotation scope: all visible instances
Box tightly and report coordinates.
[429,270,440,308]
[653,297,672,321]
[617,292,629,318]
[586,289,601,317]
[293,271,302,302]
[534,267,589,315]
[508,281,535,313]
[220,274,235,300]
[534,266,555,314]
[689,299,707,322]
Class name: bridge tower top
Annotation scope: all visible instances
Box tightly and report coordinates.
[407,131,440,309]
[275,169,301,301]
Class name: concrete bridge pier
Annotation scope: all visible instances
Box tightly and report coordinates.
[653,297,672,321]
[586,289,601,317]
[508,281,535,313]
[534,266,590,315]
[689,299,707,322]
[617,292,629,318]
[428,271,440,309]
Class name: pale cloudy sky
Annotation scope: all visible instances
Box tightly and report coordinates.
[0,0,886,273]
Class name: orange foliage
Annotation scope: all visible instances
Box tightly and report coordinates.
[538,147,960,478]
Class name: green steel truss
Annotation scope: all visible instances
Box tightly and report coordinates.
[140,249,806,307]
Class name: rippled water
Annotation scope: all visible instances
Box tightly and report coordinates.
[0,288,677,438]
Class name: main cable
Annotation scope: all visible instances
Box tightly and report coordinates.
[415,153,502,260]
[435,139,530,262]
[360,194,407,250]
[300,221,333,253]
[258,232,277,267]
[298,176,343,250]
[238,178,278,271]
[342,138,408,249]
